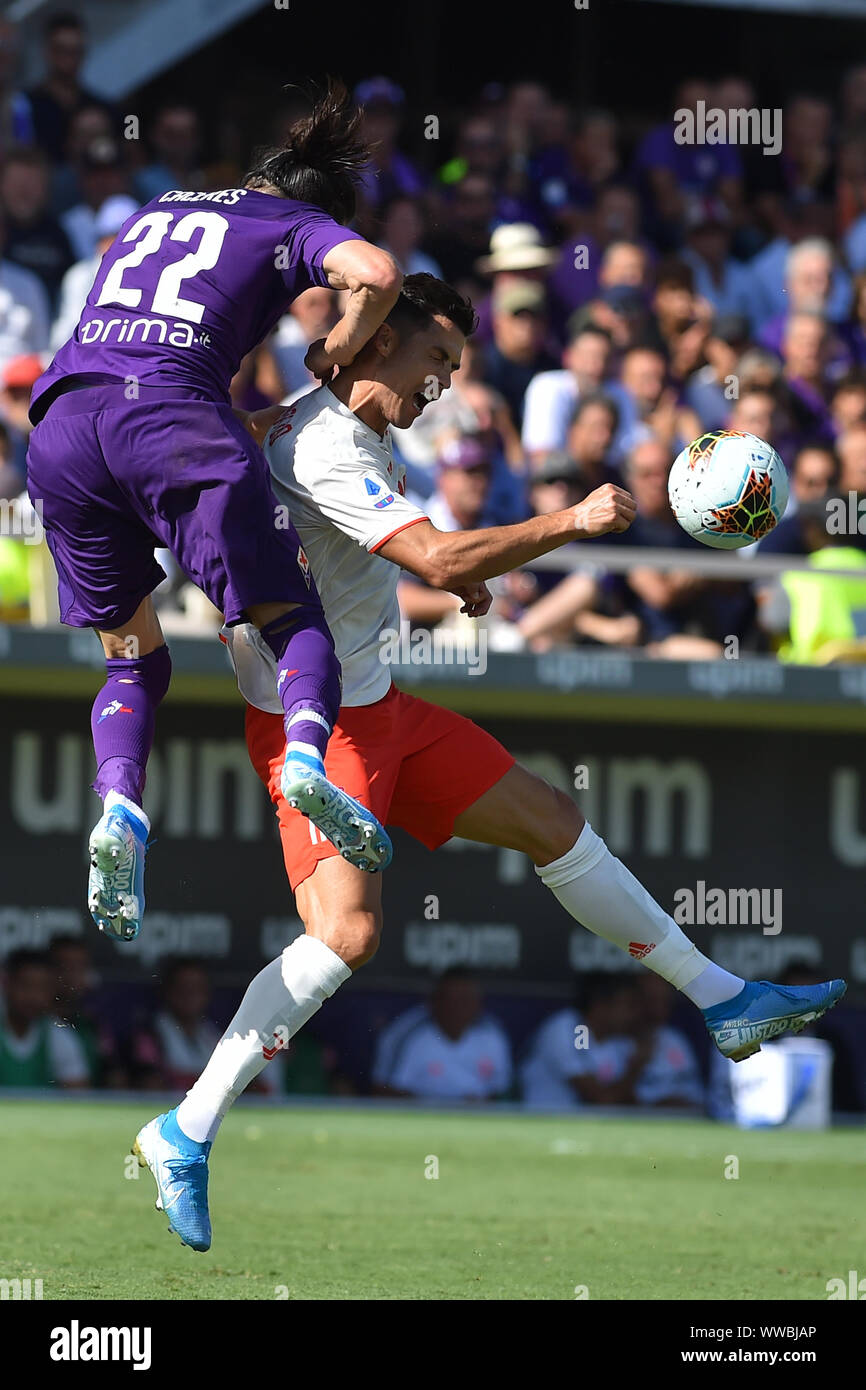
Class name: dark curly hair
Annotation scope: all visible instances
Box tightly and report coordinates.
[243,76,370,225]
[386,272,478,340]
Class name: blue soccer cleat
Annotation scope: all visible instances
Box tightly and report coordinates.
[88,801,149,941]
[703,978,847,1062]
[281,750,392,872]
[132,1110,212,1252]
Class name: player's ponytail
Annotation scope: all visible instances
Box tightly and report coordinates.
[243,76,371,224]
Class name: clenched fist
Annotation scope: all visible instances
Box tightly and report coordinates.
[454,581,493,617]
[571,483,637,539]
[304,338,337,383]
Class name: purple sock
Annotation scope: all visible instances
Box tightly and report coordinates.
[258,610,341,763]
[91,644,172,805]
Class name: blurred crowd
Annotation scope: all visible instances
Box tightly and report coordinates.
[0,939,348,1096]
[4,14,866,657]
[1,943,858,1116]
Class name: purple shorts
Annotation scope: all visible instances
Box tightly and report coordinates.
[26,383,321,629]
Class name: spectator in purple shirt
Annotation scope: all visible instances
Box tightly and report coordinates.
[529,109,621,238]
[437,113,538,230]
[633,79,743,246]
[558,240,652,355]
[780,312,837,445]
[545,186,654,340]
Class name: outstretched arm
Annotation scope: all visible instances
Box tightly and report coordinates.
[235,411,634,611]
[377,484,637,590]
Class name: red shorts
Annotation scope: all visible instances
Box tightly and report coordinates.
[246,683,515,890]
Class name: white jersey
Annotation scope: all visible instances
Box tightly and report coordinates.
[373,1005,512,1100]
[520,1007,636,1110]
[223,385,428,711]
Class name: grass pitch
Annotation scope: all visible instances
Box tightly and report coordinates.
[1,1099,861,1300]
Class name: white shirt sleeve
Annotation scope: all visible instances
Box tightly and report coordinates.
[49,1021,90,1085]
[293,425,428,552]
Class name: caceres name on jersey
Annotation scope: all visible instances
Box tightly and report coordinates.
[30,188,363,418]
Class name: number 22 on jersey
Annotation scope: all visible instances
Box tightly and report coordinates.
[96,211,229,325]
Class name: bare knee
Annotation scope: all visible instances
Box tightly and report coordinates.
[302,906,382,971]
[532,785,585,867]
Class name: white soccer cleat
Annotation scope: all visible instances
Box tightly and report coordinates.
[88,803,149,941]
[281,754,392,871]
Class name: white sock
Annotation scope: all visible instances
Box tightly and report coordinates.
[285,740,325,764]
[536,822,744,1009]
[175,935,351,1144]
[104,790,150,832]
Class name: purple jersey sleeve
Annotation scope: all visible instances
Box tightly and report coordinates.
[279,207,363,291]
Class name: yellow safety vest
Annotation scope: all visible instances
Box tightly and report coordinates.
[780,547,866,663]
[0,538,29,621]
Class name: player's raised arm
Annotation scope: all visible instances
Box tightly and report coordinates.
[310,240,403,378]
[377,483,636,590]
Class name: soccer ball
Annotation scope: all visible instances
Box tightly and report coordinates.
[667,430,789,550]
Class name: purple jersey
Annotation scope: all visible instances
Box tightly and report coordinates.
[31,187,362,414]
